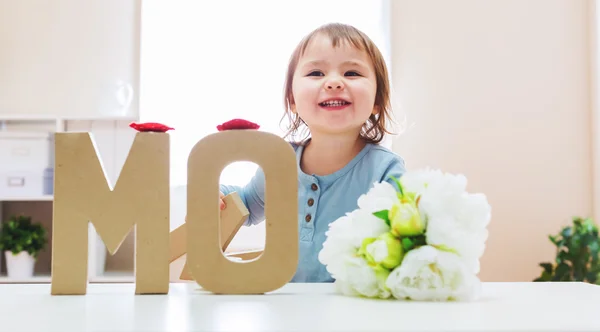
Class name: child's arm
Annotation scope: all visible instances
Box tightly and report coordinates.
[219,167,266,226]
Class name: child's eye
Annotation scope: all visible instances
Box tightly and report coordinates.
[307,70,324,77]
[345,71,361,77]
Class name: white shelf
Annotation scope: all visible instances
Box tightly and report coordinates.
[0,196,53,202]
[0,275,51,284]
[0,272,134,284]
[0,131,50,138]
[0,114,137,121]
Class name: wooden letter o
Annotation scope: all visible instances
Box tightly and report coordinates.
[187,130,298,294]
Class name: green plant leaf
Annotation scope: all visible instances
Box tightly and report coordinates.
[590,241,599,265]
[556,250,570,264]
[538,216,600,284]
[388,176,404,196]
[539,262,553,274]
[413,234,427,247]
[534,269,553,282]
[372,210,390,226]
[401,238,414,251]
[552,262,571,281]
[586,271,598,284]
[0,215,47,258]
[561,226,572,238]
[373,210,389,221]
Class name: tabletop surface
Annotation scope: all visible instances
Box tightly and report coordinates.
[0,281,599,331]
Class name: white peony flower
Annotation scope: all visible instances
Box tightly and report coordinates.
[425,216,488,274]
[351,208,391,242]
[318,208,389,281]
[357,181,399,213]
[385,245,481,301]
[318,168,491,301]
[318,182,400,297]
[399,169,491,273]
[454,193,492,230]
[361,232,404,270]
[333,256,391,299]
[400,168,466,195]
[424,191,491,274]
[318,212,356,280]
[366,238,389,263]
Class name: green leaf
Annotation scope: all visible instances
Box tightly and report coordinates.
[586,271,598,284]
[372,210,390,226]
[388,176,404,196]
[561,226,572,238]
[590,241,600,264]
[401,238,414,251]
[539,262,553,274]
[534,269,553,282]
[570,234,582,256]
[552,262,571,281]
[556,250,570,264]
[412,234,427,247]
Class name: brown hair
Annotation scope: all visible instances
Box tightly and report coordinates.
[281,23,394,145]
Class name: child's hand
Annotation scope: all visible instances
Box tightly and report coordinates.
[219,191,226,210]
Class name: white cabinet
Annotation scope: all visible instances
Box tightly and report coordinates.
[0,131,51,199]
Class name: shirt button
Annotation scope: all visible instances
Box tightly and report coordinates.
[311,183,318,191]
[305,214,312,222]
[307,198,314,206]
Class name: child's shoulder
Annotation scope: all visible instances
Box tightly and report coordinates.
[359,143,406,181]
[364,143,405,167]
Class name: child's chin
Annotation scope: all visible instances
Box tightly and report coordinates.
[317,123,359,134]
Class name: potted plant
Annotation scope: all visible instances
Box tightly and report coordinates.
[0,215,48,278]
[534,216,600,284]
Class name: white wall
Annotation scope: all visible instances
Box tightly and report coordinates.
[0,0,140,119]
[389,0,593,281]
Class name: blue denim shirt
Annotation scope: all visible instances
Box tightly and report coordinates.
[219,141,406,283]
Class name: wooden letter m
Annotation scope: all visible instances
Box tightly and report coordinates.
[50,132,169,295]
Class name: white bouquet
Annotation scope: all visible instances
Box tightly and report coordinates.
[318,169,491,301]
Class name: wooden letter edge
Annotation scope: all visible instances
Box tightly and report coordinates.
[169,192,251,280]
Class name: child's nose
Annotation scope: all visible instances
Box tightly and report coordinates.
[325,79,344,90]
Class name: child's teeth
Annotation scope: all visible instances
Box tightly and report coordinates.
[323,101,346,106]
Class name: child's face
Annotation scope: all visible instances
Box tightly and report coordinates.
[291,34,378,138]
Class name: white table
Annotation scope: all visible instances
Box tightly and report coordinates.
[0,282,599,331]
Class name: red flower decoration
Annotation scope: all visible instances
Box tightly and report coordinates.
[217,119,260,131]
[129,122,174,133]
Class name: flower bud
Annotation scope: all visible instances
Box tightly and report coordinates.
[359,232,404,270]
[388,196,425,237]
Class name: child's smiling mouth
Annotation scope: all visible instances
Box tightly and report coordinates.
[318,98,352,111]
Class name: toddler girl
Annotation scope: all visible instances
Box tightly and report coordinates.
[220,22,406,283]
